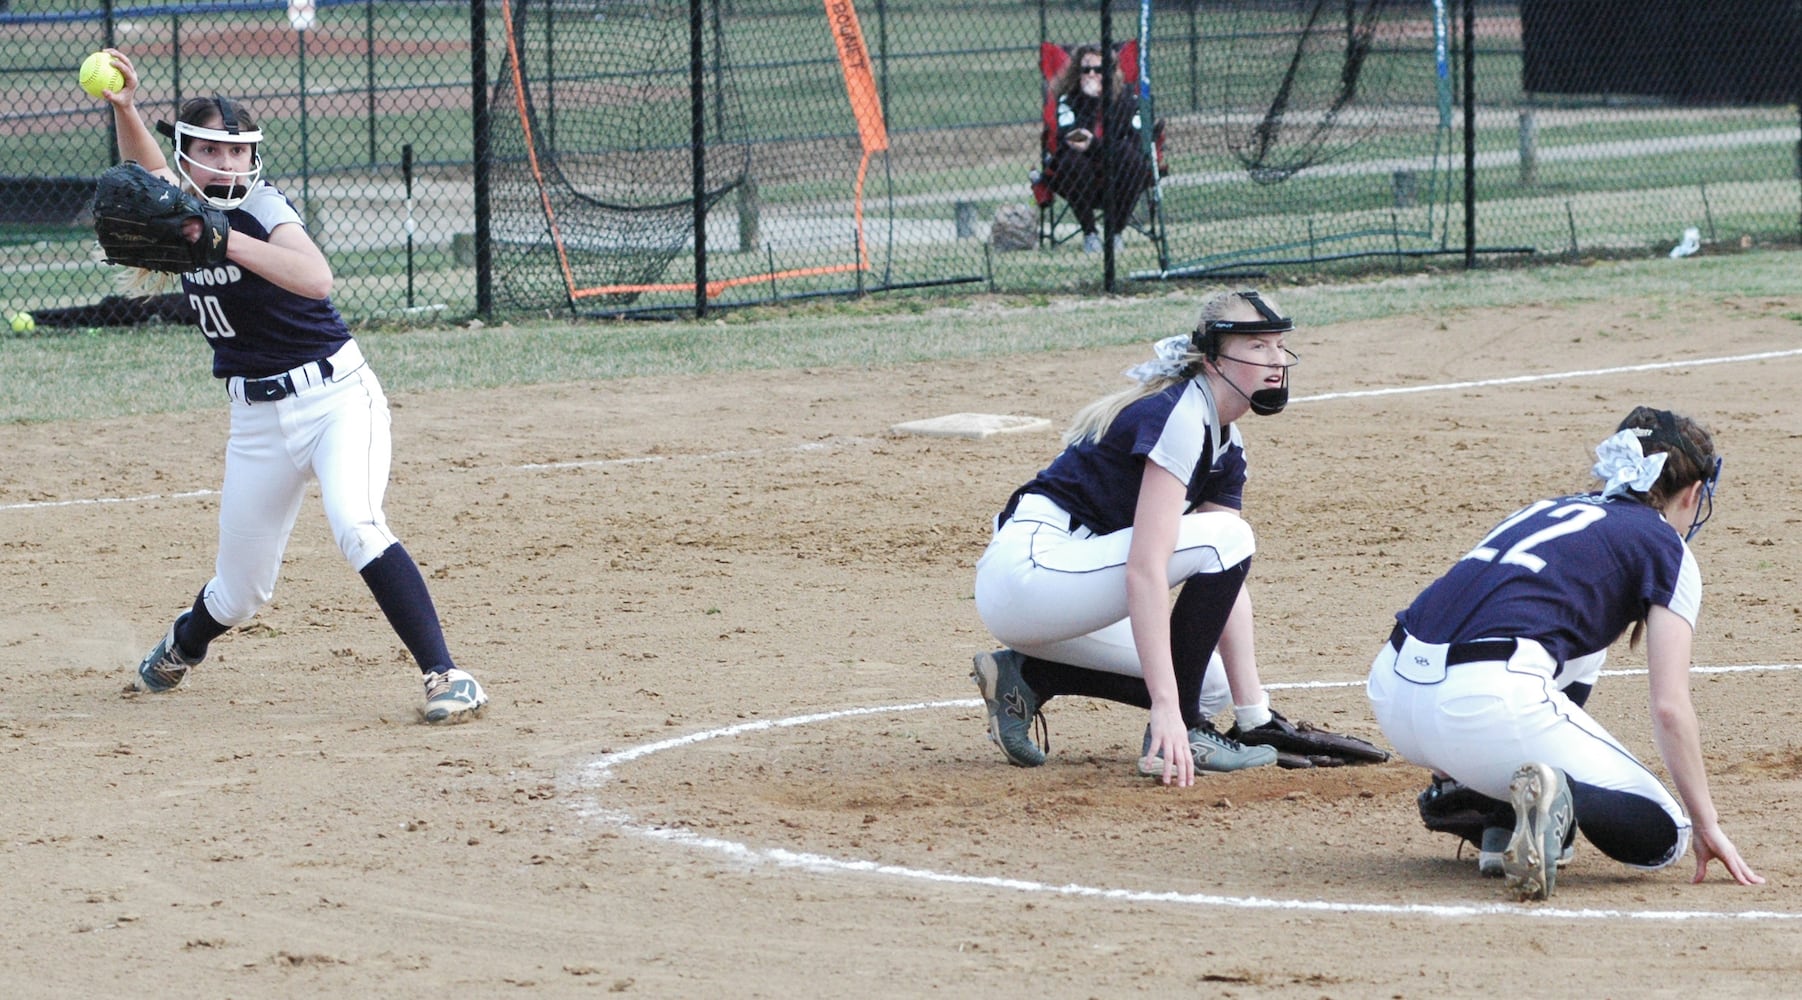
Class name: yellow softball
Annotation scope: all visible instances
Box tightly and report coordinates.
[79,52,124,99]
[10,312,35,334]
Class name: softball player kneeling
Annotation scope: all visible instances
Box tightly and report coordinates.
[1368,407,1760,899]
[971,289,1376,786]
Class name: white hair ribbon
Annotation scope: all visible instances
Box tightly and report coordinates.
[1122,334,1195,384]
[1592,429,1667,498]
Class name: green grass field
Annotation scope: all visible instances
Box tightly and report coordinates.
[6,247,1799,425]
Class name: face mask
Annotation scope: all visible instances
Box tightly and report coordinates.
[1684,456,1722,541]
[1210,350,1298,415]
[157,100,265,210]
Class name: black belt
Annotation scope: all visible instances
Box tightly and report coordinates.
[241,357,333,403]
[241,373,296,402]
[1388,623,1518,666]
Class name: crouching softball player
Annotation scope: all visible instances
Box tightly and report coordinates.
[971,290,1383,786]
[95,49,487,723]
[1368,407,1760,899]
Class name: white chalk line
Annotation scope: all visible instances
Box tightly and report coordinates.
[0,488,218,512]
[0,439,879,512]
[1293,347,1802,403]
[571,682,1802,923]
[512,437,877,471]
[8,346,1798,512]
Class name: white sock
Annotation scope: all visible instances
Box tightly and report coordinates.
[1233,694,1272,730]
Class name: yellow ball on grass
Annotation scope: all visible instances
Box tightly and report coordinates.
[10,312,36,334]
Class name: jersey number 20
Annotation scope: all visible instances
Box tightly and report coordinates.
[189,294,238,339]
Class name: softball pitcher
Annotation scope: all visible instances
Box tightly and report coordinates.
[1367,407,1759,899]
[96,50,486,723]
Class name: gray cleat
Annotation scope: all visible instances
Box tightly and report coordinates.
[1482,823,1573,877]
[970,649,1046,766]
[1138,721,1278,775]
[1478,825,1510,877]
[423,667,489,724]
[135,616,202,693]
[1502,762,1575,901]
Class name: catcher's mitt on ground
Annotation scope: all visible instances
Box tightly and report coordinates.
[1416,774,1511,847]
[92,162,230,273]
[1228,710,1392,769]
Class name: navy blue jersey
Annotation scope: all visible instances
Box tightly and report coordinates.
[180,182,351,379]
[1015,379,1247,535]
[1400,492,1700,663]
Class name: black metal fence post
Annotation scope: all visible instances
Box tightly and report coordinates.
[1462,0,1476,269]
[1101,0,1115,292]
[103,0,118,164]
[691,0,708,318]
[472,0,492,320]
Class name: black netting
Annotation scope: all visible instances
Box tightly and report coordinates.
[488,0,750,310]
[1218,0,1394,184]
[1148,0,1457,278]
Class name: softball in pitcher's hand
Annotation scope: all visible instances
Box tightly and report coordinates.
[80,52,125,99]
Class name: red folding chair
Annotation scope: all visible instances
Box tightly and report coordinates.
[1032,41,1167,250]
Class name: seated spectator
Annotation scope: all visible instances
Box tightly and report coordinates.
[1047,44,1156,253]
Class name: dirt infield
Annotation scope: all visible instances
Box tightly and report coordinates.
[3,297,1799,996]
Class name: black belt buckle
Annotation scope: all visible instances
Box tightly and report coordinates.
[243,374,294,402]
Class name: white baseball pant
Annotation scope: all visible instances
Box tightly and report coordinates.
[974,492,1254,717]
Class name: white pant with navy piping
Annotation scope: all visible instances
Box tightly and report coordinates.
[202,342,399,627]
[1366,628,1690,869]
[974,493,1255,718]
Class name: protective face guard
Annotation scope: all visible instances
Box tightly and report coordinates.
[1196,290,1299,415]
[157,115,264,209]
[1636,408,1719,542]
[1685,456,1722,542]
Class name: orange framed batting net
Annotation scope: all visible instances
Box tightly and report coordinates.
[489,0,892,314]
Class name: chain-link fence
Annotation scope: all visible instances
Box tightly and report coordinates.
[2,0,475,326]
[3,0,1799,324]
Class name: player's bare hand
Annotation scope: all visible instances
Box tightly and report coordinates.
[1692,824,1763,885]
[1142,705,1193,787]
[100,49,141,108]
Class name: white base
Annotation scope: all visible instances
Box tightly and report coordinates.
[889,412,1052,440]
